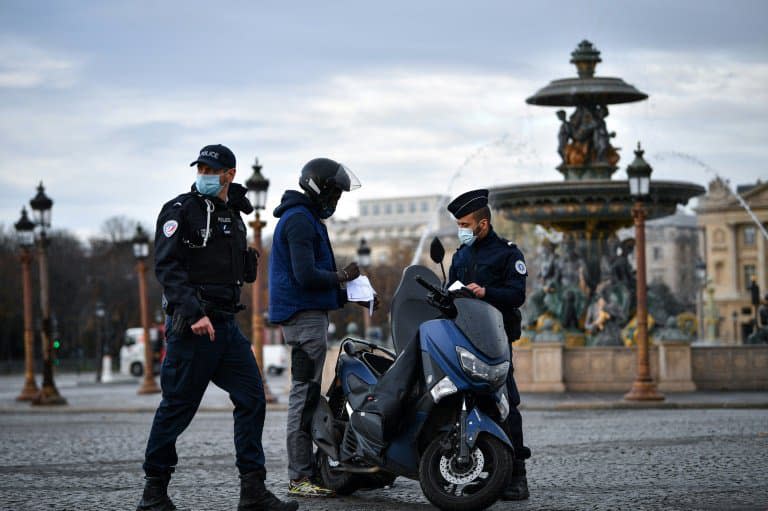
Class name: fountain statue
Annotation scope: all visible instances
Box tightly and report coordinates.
[491,41,705,346]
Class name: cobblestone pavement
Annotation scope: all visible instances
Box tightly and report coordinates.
[1,407,766,510]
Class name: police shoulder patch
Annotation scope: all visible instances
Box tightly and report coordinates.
[514,260,527,275]
[163,220,179,238]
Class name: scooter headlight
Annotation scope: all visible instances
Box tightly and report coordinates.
[456,346,509,388]
[429,376,458,403]
[496,388,510,421]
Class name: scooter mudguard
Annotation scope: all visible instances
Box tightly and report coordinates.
[465,407,513,451]
[311,397,339,461]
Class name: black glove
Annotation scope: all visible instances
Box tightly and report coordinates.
[170,310,192,337]
[337,262,360,283]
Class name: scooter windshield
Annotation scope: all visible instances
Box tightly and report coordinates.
[453,298,509,361]
[390,265,443,355]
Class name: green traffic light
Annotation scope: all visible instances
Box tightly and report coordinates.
[53,340,61,349]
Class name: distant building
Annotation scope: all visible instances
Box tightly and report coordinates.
[696,178,768,343]
[645,210,701,309]
[326,194,456,265]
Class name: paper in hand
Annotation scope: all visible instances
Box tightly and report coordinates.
[346,276,377,316]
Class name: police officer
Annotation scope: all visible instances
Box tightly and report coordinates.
[137,145,298,511]
[269,158,372,497]
[447,189,531,501]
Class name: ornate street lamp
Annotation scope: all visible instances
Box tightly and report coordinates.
[14,207,39,401]
[624,144,664,402]
[133,225,160,394]
[357,238,372,267]
[29,182,66,405]
[695,261,707,340]
[245,157,276,403]
[94,301,106,382]
[357,238,372,337]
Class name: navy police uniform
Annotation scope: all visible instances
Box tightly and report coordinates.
[446,189,532,467]
[142,179,265,478]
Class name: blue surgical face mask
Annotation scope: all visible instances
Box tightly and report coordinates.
[458,227,476,246]
[196,174,223,197]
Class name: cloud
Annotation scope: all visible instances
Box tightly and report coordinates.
[0,38,82,89]
[1,43,767,239]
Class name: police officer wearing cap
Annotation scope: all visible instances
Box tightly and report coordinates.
[447,189,531,501]
[137,145,298,511]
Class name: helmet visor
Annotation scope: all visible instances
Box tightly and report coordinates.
[332,164,361,192]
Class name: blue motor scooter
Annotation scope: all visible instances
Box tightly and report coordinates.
[312,239,514,511]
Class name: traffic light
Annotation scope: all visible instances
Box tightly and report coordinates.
[53,338,61,365]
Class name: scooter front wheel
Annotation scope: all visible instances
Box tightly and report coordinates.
[316,451,365,496]
[419,433,512,511]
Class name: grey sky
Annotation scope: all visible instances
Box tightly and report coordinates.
[1,0,766,239]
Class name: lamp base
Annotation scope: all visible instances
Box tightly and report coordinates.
[137,378,161,395]
[31,384,67,406]
[264,381,278,404]
[623,380,665,401]
[16,379,39,401]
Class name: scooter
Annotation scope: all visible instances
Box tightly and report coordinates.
[312,238,514,511]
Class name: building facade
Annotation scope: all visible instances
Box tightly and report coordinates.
[326,194,457,265]
[696,178,768,343]
[645,210,701,309]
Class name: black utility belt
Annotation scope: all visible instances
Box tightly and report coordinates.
[200,300,243,319]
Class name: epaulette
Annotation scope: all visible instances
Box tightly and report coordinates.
[166,192,197,209]
[499,237,518,250]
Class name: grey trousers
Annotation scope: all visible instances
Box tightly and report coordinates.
[281,310,328,480]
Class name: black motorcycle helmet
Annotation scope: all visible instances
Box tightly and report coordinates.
[299,158,361,218]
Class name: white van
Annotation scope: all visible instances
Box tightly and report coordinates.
[119,327,161,377]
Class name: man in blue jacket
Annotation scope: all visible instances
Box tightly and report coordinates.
[447,189,531,501]
[269,158,369,497]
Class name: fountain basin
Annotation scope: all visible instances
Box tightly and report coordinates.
[491,180,705,232]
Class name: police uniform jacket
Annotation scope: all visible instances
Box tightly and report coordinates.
[154,183,255,323]
[448,227,527,341]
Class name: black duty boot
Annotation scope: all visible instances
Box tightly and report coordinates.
[502,460,529,501]
[238,472,299,511]
[136,474,177,511]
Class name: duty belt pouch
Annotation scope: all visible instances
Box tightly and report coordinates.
[243,247,259,283]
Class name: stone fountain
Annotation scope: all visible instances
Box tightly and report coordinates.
[490,41,705,346]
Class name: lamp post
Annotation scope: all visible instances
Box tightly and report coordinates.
[357,238,372,337]
[133,225,160,394]
[245,157,276,403]
[624,144,664,402]
[14,207,39,401]
[29,182,66,405]
[695,261,707,340]
[94,301,106,382]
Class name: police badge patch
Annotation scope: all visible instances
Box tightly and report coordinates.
[515,260,527,275]
[163,220,179,238]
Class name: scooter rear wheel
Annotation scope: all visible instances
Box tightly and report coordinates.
[419,433,512,511]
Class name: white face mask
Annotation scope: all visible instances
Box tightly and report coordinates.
[458,227,476,246]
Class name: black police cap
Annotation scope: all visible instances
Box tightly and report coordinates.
[190,144,236,170]
[447,189,489,219]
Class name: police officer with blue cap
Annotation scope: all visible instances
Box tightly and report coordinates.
[136,144,298,511]
[447,189,531,501]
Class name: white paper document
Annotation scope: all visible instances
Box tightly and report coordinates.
[448,280,466,291]
[346,276,377,316]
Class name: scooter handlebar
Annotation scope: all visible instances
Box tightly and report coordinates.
[415,275,442,295]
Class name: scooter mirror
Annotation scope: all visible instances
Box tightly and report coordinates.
[430,237,445,264]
